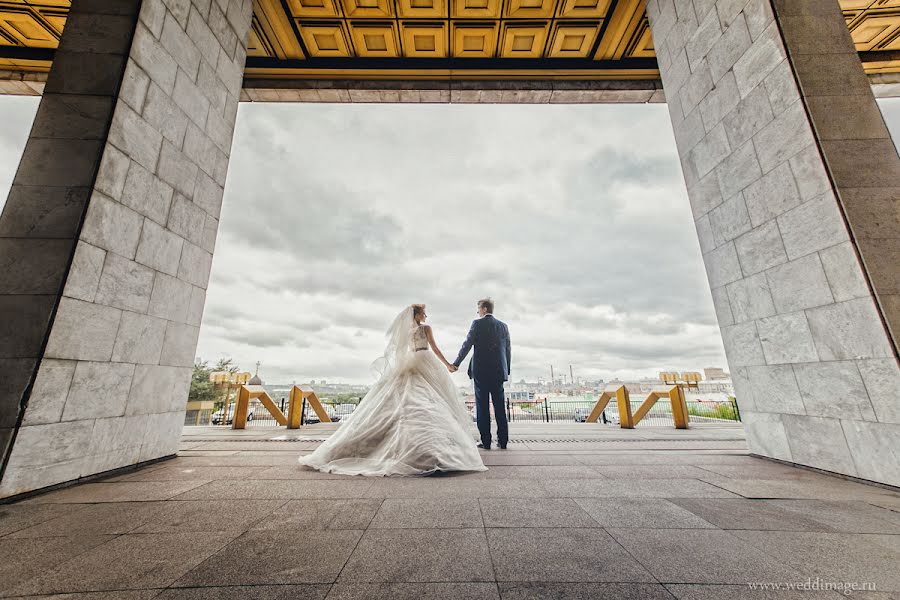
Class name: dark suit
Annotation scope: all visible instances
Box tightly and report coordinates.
[453,314,511,448]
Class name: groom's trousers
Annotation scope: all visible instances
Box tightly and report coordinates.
[473,379,508,448]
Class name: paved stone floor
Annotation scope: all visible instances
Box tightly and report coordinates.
[2,423,900,599]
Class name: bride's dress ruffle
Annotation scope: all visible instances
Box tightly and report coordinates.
[297,347,486,476]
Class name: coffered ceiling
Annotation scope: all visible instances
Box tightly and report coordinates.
[0,0,899,83]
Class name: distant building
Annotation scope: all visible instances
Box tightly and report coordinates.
[704,367,729,380]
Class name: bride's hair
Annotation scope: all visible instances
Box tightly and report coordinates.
[411,304,426,320]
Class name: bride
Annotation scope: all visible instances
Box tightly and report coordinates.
[297,304,487,476]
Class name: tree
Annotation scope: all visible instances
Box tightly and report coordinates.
[189,359,218,404]
[214,357,239,375]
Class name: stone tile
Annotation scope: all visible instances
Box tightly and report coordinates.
[0,535,114,593]
[7,501,171,538]
[699,72,741,133]
[720,321,766,368]
[135,216,184,278]
[698,476,895,502]
[0,185,89,239]
[573,454,761,466]
[369,498,481,528]
[475,465,604,479]
[174,529,360,586]
[792,362,872,421]
[807,298,894,361]
[0,502,85,537]
[15,137,104,189]
[160,321,201,368]
[126,364,185,415]
[251,499,382,531]
[0,239,72,296]
[159,585,329,600]
[43,52,126,97]
[131,499,286,534]
[783,414,858,477]
[574,497,715,529]
[63,241,106,302]
[742,163,802,228]
[148,272,193,322]
[754,102,816,174]
[726,273,775,323]
[668,497,833,531]
[734,221,788,276]
[499,582,673,600]
[806,95,890,142]
[61,360,134,421]
[177,241,213,288]
[488,527,655,582]
[339,528,493,582]
[741,412,793,461]
[716,140,762,199]
[480,498,597,528]
[120,58,150,112]
[4,590,160,600]
[777,195,848,261]
[788,144,830,202]
[732,21,786,98]
[709,192,752,246]
[143,81,190,148]
[20,358,76,426]
[8,531,238,595]
[665,583,844,598]
[756,313,819,364]
[94,253,155,313]
[841,420,900,487]
[704,242,743,288]
[30,480,208,504]
[328,583,498,600]
[173,479,374,500]
[121,161,174,226]
[824,139,900,190]
[767,499,900,534]
[158,141,199,198]
[819,242,868,303]
[32,94,115,141]
[858,358,900,424]
[365,478,547,498]
[187,285,206,326]
[746,365,805,414]
[80,192,144,259]
[539,478,738,498]
[686,8,723,71]
[691,462,825,481]
[607,527,801,584]
[108,101,164,173]
[592,465,714,479]
[688,171,725,218]
[111,312,167,365]
[711,285,735,326]
[722,83,774,152]
[707,13,752,83]
[840,187,900,240]
[690,123,731,179]
[731,530,900,592]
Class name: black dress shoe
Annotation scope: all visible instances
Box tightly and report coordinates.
[498,444,507,450]
[477,443,491,450]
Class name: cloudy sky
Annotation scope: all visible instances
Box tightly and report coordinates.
[3,96,900,384]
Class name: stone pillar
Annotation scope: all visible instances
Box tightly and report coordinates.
[0,0,252,499]
[647,0,900,486]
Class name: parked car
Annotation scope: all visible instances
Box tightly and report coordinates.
[574,408,589,422]
[211,405,254,425]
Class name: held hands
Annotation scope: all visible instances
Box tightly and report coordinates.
[447,364,458,373]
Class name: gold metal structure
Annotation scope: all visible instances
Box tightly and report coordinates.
[231,384,333,429]
[586,385,689,429]
[287,385,332,428]
[1,0,895,84]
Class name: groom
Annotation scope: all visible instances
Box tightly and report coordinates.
[450,298,511,450]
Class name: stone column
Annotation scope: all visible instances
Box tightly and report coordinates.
[0,0,252,499]
[647,0,900,486]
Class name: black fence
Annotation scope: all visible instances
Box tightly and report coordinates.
[192,396,740,427]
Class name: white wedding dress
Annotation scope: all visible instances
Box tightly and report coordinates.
[297,307,487,476]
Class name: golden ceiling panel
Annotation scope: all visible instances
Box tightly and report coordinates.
[548,22,597,58]
[400,22,448,57]
[450,0,502,20]
[253,0,305,59]
[397,0,446,19]
[556,0,610,19]
[341,0,394,19]
[499,22,549,58]
[0,6,61,48]
[594,0,643,59]
[286,0,343,18]
[298,22,352,56]
[504,0,556,20]
[451,22,498,57]
[349,21,400,56]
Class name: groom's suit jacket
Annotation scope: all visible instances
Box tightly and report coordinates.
[453,314,511,384]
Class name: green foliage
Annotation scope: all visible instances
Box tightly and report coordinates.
[214,357,239,374]
[686,401,739,421]
[320,392,366,405]
[189,360,218,404]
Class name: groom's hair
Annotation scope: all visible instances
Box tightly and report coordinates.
[478,298,494,314]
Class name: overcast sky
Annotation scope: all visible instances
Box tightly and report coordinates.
[3,96,900,384]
